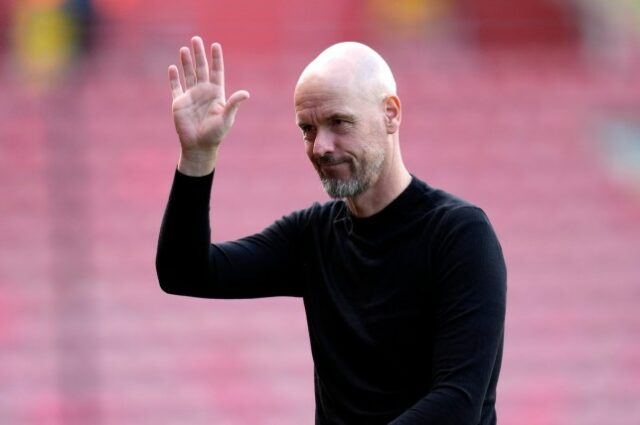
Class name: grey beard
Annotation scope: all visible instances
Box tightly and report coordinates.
[319,148,385,199]
[321,177,368,198]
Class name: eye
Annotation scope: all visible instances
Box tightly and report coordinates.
[299,125,316,141]
[331,118,345,126]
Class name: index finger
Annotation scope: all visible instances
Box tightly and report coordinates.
[168,65,183,99]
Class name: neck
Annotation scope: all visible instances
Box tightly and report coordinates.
[345,155,411,218]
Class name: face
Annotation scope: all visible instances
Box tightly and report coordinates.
[294,77,387,199]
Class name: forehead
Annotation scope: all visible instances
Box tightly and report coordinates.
[294,76,368,121]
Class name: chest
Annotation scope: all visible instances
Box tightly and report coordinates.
[302,226,438,342]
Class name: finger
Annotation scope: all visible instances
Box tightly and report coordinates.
[168,65,183,99]
[223,90,250,122]
[180,46,196,89]
[209,43,225,96]
[191,36,209,83]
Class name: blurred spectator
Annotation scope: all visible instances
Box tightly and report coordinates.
[10,0,95,88]
[0,1,9,52]
[367,0,455,38]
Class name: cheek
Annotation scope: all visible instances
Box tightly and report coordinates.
[357,114,384,140]
[304,142,315,161]
[372,117,388,138]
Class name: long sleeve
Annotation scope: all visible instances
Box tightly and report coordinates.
[155,169,306,299]
[390,207,507,424]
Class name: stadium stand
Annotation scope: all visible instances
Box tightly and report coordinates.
[1,0,639,424]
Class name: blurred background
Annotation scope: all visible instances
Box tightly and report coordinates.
[1,0,639,424]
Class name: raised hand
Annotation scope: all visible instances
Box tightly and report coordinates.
[168,36,249,175]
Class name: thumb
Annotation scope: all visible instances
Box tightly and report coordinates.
[224,90,250,123]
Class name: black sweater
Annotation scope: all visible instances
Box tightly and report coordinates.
[156,170,507,425]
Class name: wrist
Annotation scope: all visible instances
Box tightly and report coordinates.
[178,148,218,176]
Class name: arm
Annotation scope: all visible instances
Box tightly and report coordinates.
[156,37,303,298]
[391,207,507,424]
[155,169,305,298]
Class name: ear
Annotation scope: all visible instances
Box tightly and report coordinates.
[383,95,401,134]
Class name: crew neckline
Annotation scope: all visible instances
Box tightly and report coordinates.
[345,176,427,236]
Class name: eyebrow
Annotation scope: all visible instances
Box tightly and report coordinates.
[327,113,355,122]
[297,112,355,127]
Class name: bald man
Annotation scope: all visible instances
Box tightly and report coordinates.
[157,37,506,425]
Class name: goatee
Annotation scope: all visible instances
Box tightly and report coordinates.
[316,148,385,199]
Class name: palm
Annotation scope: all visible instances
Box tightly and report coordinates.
[168,38,249,152]
[172,83,227,148]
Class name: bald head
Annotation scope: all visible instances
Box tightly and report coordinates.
[293,42,408,207]
[295,42,397,102]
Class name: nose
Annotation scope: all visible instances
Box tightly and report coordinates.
[312,128,335,158]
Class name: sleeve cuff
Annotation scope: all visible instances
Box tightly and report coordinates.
[169,168,215,210]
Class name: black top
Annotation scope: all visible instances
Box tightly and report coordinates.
[156,170,507,425]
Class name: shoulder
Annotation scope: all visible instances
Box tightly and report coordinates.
[409,177,501,253]
[410,176,491,230]
[433,205,505,283]
[416,183,507,291]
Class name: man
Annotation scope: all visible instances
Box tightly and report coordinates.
[156,36,507,424]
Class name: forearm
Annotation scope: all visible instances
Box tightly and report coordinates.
[390,343,503,424]
[389,317,504,424]
[389,389,474,425]
[156,168,215,297]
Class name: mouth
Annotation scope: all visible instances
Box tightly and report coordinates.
[317,159,349,175]
[320,160,347,168]
[315,156,350,167]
